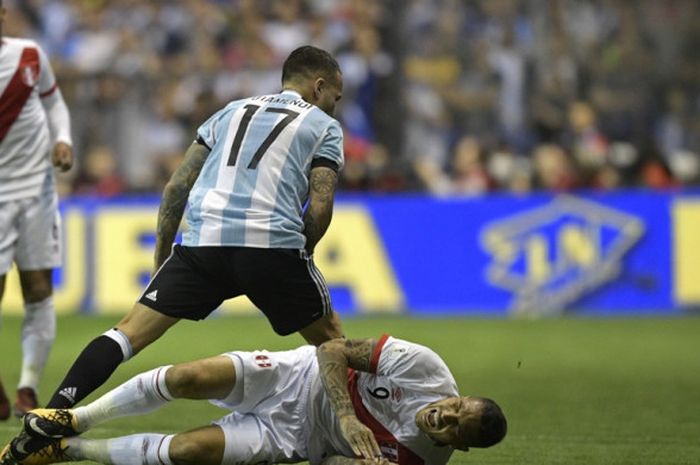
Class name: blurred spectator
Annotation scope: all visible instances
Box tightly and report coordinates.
[72,145,126,197]
[449,136,492,195]
[485,147,532,194]
[3,0,699,194]
[655,87,693,162]
[532,143,579,192]
[566,101,608,174]
[637,149,677,190]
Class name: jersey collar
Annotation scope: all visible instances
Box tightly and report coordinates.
[280,89,303,100]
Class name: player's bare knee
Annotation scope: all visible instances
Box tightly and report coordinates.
[169,434,218,465]
[22,284,52,303]
[168,435,199,465]
[165,365,203,398]
[19,270,53,302]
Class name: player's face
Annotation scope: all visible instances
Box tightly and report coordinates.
[314,72,343,117]
[415,396,482,451]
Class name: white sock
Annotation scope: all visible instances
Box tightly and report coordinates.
[19,297,56,390]
[73,366,173,432]
[67,434,174,465]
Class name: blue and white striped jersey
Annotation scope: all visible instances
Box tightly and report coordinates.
[183,89,344,249]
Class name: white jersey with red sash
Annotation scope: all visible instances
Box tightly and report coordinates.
[307,335,458,465]
[0,37,58,201]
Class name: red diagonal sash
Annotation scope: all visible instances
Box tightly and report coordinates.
[348,368,425,465]
[0,46,39,142]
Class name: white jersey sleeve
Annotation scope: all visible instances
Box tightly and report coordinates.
[312,119,344,170]
[195,103,231,149]
[37,46,71,146]
[36,45,57,96]
[372,335,458,397]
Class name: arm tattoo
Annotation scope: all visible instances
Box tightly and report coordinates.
[317,338,378,419]
[341,338,375,372]
[303,167,337,254]
[310,167,337,200]
[154,143,209,269]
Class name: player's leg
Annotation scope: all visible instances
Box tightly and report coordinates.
[235,248,344,345]
[28,348,315,465]
[15,268,55,417]
[73,355,235,430]
[298,309,344,346]
[0,274,10,421]
[45,243,227,414]
[26,355,236,438]
[44,245,226,411]
[45,303,179,409]
[167,426,225,465]
[293,253,344,344]
[164,354,237,400]
[0,200,19,420]
[0,373,9,421]
[52,426,225,465]
[1,428,223,465]
[10,189,62,416]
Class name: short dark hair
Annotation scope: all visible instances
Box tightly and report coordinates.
[476,398,507,447]
[281,45,341,85]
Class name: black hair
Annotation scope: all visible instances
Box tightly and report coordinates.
[281,45,341,85]
[476,398,507,447]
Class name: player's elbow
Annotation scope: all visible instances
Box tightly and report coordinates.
[162,179,187,202]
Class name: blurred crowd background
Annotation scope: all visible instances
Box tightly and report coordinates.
[4,0,700,196]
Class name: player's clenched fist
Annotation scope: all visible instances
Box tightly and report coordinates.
[52,142,74,171]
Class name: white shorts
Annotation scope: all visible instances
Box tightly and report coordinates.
[212,346,317,465]
[0,188,61,275]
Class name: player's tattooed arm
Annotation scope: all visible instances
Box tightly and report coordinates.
[317,338,382,460]
[317,338,376,416]
[303,166,338,255]
[154,142,210,271]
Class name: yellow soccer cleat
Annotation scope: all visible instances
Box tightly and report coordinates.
[0,443,17,465]
[24,410,78,439]
[17,438,70,465]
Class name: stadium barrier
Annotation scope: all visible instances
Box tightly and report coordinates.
[4,191,700,316]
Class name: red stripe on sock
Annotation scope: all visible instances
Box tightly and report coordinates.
[154,368,169,402]
[155,435,168,465]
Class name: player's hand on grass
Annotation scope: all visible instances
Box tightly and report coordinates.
[52,142,74,172]
[338,415,382,460]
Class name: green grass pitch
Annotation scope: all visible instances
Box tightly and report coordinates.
[1,314,699,464]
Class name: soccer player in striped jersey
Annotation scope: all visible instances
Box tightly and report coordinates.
[0,0,73,420]
[6,336,506,465]
[2,44,349,462]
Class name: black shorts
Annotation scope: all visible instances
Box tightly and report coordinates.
[138,245,332,335]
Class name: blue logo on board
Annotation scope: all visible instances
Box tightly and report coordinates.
[481,196,645,315]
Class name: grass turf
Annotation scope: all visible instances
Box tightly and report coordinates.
[1,314,699,464]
